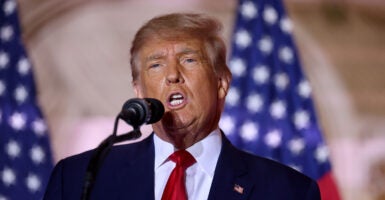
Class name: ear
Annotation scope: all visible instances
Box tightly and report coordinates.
[218,74,230,99]
[133,81,144,98]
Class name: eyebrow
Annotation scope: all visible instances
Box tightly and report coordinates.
[178,48,200,56]
[144,47,201,62]
[145,52,167,62]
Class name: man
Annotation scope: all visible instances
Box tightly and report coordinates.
[44,13,320,200]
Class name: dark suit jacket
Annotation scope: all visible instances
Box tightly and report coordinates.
[44,133,320,200]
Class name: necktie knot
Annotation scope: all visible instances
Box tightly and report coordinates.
[169,150,196,170]
[161,150,196,200]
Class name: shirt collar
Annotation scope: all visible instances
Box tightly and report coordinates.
[154,134,174,170]
[154,129,222,177]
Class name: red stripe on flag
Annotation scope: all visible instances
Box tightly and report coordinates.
[318,172,341,200]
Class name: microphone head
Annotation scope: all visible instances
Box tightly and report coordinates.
[144,98,165,124]
[120,98,164,127]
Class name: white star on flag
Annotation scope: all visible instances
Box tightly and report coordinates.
[0,81,6,95]
[298,80,312,98]
[279,46,294,64]
[280,17,293,33]
[258,36,273,54]
[240,1,258,19]
[274,73,289,90]
[1,167,16,186]
[0,52,9,68]
[294,110,310,130]
[18,57,31,75]
[30,145,46,164]
[5,140,21,158]
[9,112,26,130]
[270,100,286,119]
[263,6,278,25]
[0,25,13,41]
[219,115,235,135]
[246,93,263,113]
[32,119,48,136]
[240,121,259,142]
[288,138,305,155]
[14,85,28,103]
[235,29,252,49]
[26,174,41,192]
[252,65,270,84]
[3,0,16,15]
[226,87,241,106]
[315,145,330,163]
[264,130,282,148]
[229,57,247,77]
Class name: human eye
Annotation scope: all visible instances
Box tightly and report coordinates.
[185,58,196,63]
[147,60,164,69]
[181,56,199,65]
[149,63,161,68]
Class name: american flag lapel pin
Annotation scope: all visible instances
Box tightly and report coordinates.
[233,184,244,194]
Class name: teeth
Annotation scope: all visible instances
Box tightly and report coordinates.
[170,99,183,106]
[172,94,183,99]
[169,93,184,106]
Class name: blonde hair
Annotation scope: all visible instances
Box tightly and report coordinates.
[130,13,231,81]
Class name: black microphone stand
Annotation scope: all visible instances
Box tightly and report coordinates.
[80,115,142,200]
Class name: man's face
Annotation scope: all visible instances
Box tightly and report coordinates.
[134,36,228,148]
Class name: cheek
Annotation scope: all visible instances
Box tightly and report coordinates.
[142,68,166,83]
[195,78,219,102]
[140,78,164,96]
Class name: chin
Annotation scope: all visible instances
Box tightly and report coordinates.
[163,110,183,122]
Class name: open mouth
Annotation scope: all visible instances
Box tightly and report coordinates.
[168,93,185,107]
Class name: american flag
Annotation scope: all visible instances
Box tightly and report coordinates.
[0,0,53,199]
[220,0,341,199]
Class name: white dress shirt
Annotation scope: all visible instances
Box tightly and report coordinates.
[154,129,222,200]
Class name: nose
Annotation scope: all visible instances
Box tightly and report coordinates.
[166,61,184,85]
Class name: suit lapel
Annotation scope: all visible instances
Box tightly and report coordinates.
[208,135,255,200]
[115,134,155,200]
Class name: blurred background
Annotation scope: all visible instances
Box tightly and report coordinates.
[15,0,385,199]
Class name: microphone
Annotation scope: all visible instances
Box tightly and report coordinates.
[119,98,164,128]
[81,98,164,200]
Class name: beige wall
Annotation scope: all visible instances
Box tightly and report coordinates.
[18,0,385,199]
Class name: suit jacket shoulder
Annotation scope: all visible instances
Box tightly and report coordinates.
[208,135,321,200]
[43,134,155,200]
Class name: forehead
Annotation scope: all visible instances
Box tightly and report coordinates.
[138,36,206,58]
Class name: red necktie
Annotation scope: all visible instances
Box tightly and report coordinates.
[161,150,196,200]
